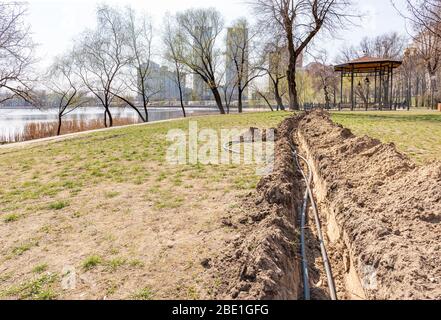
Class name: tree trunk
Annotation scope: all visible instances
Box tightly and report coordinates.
[430,76,435,110]
[178,83,186,118]
[57,115,62,136]
[108,109,113,127]
[324,86,331,109]
[142,96,149,123]
[286,28,299,111]
[257,91,274,111]
[238,87,243,113]
[287,67,299,110]
[274,83,285,111]
[211,87,226,114]
[142,104,148,123]
[109,92,146,123]
[104,110,108,128]
[415,77,419,108]
[174,64,186,118]
[104,108,113,127]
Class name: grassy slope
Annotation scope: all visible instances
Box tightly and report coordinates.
[332,111,441,164]
[0,111,288,300]
[0,112,287,213]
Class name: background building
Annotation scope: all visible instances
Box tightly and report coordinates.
[140,61,187,102]
[192,26,213,101]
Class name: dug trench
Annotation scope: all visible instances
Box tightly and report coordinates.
[211,110,441,300]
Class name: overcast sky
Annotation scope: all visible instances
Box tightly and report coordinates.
[27,0,409,69]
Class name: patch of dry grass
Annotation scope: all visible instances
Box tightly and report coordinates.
[2,118,140,143]
[0,111,289,300]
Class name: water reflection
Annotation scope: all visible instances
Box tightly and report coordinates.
[0,106,221,141]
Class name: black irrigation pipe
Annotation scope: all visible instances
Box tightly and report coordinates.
[295,150,312,300]
[293,149,337,300]
[224,138,337,300]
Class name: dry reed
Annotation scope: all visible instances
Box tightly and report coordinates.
[1,117,140,143]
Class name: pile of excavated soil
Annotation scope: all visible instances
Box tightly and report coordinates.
[296,111,441,300]
[212,115,304,300]
[212,111,440,300]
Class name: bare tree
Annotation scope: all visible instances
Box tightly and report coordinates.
[163,15,187,117]
[46,53,88,135]
[251,0,357,110]
[308,51,337,107]
[108,7,159,123]
[413,30,441,108]
[401,47,418,108]
[396,0,441,39]
[258,36,287,111]
[172,8,226,114]
[339,32,407,61]
[225,18,265,113]
[74,5,130,127]
[254,87,274,111]
[0,2,35,104]
[393,1,441,108]
[360,33,407,59]
[221,73,237,114]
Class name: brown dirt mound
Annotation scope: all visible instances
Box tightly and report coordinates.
[212,115,304,300]
[212,110,440,300]
[297,110,441,300]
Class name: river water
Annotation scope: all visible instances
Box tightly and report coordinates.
[0,106,226,142]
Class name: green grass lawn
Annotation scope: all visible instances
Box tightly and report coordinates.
[331,110,441,164]
[0,112,287,213]
[0,111,288,300]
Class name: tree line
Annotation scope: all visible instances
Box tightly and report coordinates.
[1,1,367,134]
[298,1,441,110]
[397,0,441,109]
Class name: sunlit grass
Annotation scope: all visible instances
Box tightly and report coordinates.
[0,112,288,216]
[0,112,288,294]
[331,110,441,164]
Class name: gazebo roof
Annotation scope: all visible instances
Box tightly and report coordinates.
[334,56,402,73]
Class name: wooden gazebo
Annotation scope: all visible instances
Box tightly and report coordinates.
[334,56,403,110]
